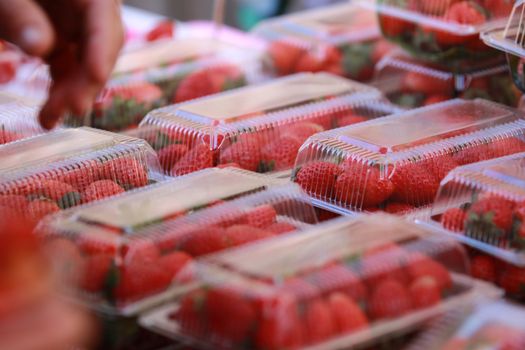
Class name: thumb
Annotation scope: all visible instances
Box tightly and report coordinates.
[0,0,54,57]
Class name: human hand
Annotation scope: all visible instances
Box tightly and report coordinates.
[0,0,124,129]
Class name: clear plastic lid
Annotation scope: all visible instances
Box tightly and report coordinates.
[421,152,525,266]
[140,214,499,350]
[0,127,162,222]
[361,0,513,62]
[406,302,525,350]
[0,101,46,145]
[372,51,519,108]
[139,72,397,176]
[292,99,525,214]
[38,183,317,315]
[253,2,394,80]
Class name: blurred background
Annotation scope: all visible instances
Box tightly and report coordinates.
[124,0,344,30]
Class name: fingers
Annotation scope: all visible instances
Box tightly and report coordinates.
[0,0,54,57]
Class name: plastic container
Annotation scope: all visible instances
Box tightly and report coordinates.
[405,301,525,350]
[139,72,398,177]
[363,0,513,63]
[0,127,162,222]
[38,183,317,315]
[0,101,46,144]
[253,2,396,81]
[372,51,520,109]
[61,22,264,132]
[482,0,525,94]
[140,214,499,350]
[292,98,525,214]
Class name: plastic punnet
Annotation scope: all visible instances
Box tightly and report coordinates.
[405,302,525,350]
[292,98,525,214]
[62,22,264,131]
[373,51,520,109]
[253,2,395,81]
[0,127,162,222]
[482,0,525,94]
[139,214,498,350]
[0,101,46,144]
[361,0,513,63]
[139,72,398,176]
[38,183,317,315]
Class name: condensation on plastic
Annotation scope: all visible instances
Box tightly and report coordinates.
[139,72,398,177]
[482,0,525,94]
[139,214,499,350]
[38,183,317,315]
[253,2,395,81]
[0,127,162,222]
[0,101,46,145]
[372,50,520,109]
[33,22,265,132]
[405,302,525,350]
[292,99,525,214]
[360,0,513,62]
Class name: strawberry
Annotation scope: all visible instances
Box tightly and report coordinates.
[181,226,227,257]
[55,160,100,191]
[441,207,467,232]
[337,114,367,127]
[432,1,487,47]
[384,202,415,214]
[471,254,497,283]
[409,276,441,309]
[106,82,163,106]
[294,52,324,73]
[82,180,124,203]
[361,245,409,287]
[304,299,336,344]
[268,41,305,76]
[255,294,304,350]
[307,264,368,304]
[267,222,297,235]
[371,39,396,64]
[206,288,257,344]
[171,144,213,176]
[0,194,28,211]
[0,54,17,84]
[425,156,458,181]
[487,137,525,159]
[484,0,514,18]
[223,225,274,247]
[368,279,412,320]
[160,251,192,281]
[171,289,208,338]
[27,199,60,221]
[282,122,324,143]
[146,20,175,42]
[80,254,113,292]
[100,157,148,188]
[335,165,394,209]
[43,238,84,287]
[466,196,515,238]
[498,264,525,297]
[244,205,277,229]
[452,143,490,165]
[157,144,189,172]
[77,236,118,255]
[406,253,452,291]
[30,179,79,202]
[327,292,368,334]
[391,162,439,206]
[261,136,302,171]
[220,139,264,172]
[280,278,321,300]
[403,71,455,96]
[294,161,341,198]
[379,14,414,38]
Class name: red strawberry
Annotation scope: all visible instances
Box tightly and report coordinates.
[171,144,213,176]
[487,137,525,159]
[55,160,100,191]
[498,264,525,296]
[146,20,175,42]
[403,71,455,96]
[181,226,227,257]
[372,39,396,64]
[82,180,124,203]
[106,82,163,106]
[206,288,257,343]
[223,225,275,247]
[0,51,17,84]
[268,41,305,76]
[157,144,189,172]
[160,251,192,281]
[406,253,452,291]
[368,279,412,320]
[391,162,439,206]
[304,299,336,344]
[471,254,497,283]
[294,161,341,198]
[484,0,514,18]
[267,222,297,235]
[280,278,321,300]
[31,179,78,202]
[441,208,467,232]
[410,276,442,309]
[384,202,415,214]
[308,264,368,304]
[335,165,394,209]
[100,157,148,188]
[171,290,207,338]
[283,123,324,143]
[337,114,367,127]
[220,139,263,172]
[466,196,515,234]
[294,52,324,73]
[245,205,277,229]
[27,199,60,221]
[80,254,113,292]
[261,136,302,171]
[379,14,414,38]
[0,194,28,211]
[77,236,118,255]
[361,245,409,288]
[425,156,458,181]
[328,292,368,334]
[452,143,490,165]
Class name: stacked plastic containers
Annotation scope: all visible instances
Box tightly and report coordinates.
[140,214,498,350]
[38,182,317,315]
[138,72,400,177]
[365,0,513,63]
[482,0,525,94]
[64,22,264,131]
[292,99,525,215]
[373,51,520,109]
[0,100,45,144]
[253,2,395,81]
[421,152,525,300]
[405,302,525,350]
[0,127,162,222]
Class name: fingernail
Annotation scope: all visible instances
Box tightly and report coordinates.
[21,26,42,50]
